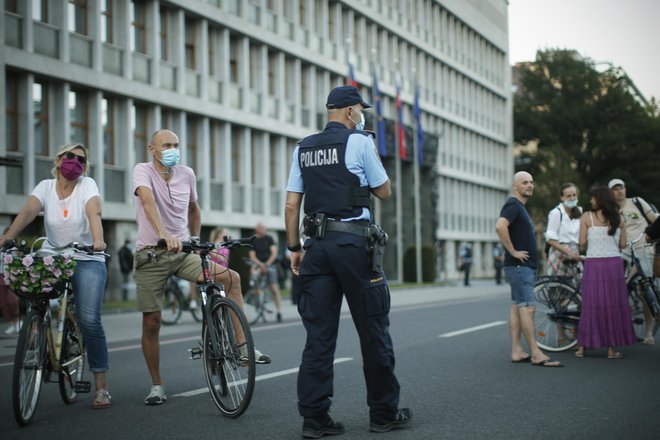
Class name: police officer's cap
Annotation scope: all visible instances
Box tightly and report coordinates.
[326,86,372,109]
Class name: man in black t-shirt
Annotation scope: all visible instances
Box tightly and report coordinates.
[249,223,283,322]
[496,171,563,368]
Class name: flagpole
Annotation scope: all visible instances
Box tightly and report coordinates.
[394,61,403,284]
[412,68,422,284]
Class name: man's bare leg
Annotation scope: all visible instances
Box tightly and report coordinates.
[142,311,163,384]
[518,306,560,365]
[509,305,530,361]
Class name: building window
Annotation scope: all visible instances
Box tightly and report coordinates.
[208,29,218,77]
[33,82,49,156]
[68,0,88,35]
[160,8,169,61]
[102,97,115,165]
[101,0,113,43]
[132,104,148,163]
[185,20,196,70]
[231,127,242,183]
[161,109,175,130]
[5,0,18,13]
[32,0,48,22]
[5,74,19,152]
[69,89,88,147]
[130,1,146,54]
[269,135,278,187]
[186,117,198,172]
[229,37,239,83]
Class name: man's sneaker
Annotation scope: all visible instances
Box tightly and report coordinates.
[254,348,271,364]
[238,345,272,365]
[277,312,282,323]
[369,408,413,433]
[189,299,198,310]
[144,384,167,405]
[302,414,346,439]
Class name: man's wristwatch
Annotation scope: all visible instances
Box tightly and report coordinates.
[287,243,302,252]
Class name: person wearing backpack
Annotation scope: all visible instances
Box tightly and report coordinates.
[609,178,659,345]
[544,183,582,278]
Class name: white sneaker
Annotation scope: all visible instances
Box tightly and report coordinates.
[238,345,272,365]
[144,384,167,405]
[3,322,20,335]
[189,299,198,310]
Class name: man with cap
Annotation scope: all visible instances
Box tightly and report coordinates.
[285,85,411,438]
[609,178,659,344]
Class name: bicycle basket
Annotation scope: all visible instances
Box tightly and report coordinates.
[3,253,75,301]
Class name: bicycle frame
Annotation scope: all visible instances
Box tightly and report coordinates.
[626,234,659,317]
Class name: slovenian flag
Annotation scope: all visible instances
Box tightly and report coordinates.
[371,65,388,157]
[347,62,358,88]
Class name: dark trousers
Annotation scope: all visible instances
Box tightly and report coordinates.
[463,262,472,285]
[297,231,400,421]
[494,263,503,284]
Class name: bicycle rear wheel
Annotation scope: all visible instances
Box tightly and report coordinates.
[533,280,581,352]
[12,309,47,426]
[161,287,182,325]
[628,276,660,338]
[59,309,85,404]
[203,293,255,417]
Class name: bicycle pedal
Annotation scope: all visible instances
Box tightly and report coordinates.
[188,346,203,360]
[74,381,92,393]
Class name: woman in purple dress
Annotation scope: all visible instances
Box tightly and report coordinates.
[576,186,635,359]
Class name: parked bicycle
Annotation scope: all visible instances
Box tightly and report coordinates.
[157,236,256,417]
[242,258,274,325]
[2,238,108,426]
[161,276,202,325]
[625,233,660,341]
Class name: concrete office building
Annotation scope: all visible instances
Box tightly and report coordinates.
[1,0,512,298]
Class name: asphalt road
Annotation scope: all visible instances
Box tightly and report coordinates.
[1,282,659,439]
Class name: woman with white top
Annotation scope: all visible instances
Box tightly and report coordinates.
[545,183,582,276]
[576,186,635,359]
[0,144,111,408]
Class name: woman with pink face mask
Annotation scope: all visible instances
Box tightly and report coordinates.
[0,143,111,409]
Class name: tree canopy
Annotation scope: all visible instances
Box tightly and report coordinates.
[513,49,660,223]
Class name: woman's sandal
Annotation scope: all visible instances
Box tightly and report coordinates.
[92,389,111,409]
[575,347,585,358]
[607,350,623,359]
[643,336,655,345]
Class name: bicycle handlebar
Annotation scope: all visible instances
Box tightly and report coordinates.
[156,235,255,253]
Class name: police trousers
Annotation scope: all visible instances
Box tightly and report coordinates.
[297,231,400,420]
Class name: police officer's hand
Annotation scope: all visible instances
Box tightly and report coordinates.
[290,251,304,276]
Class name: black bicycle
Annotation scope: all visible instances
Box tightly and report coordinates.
[161,276,203,325]
[533,261,582,352]
[157,236,256,417]
[2,238,107,426]
[625,233,660,341]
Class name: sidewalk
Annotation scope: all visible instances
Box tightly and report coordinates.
[0,279,509,362]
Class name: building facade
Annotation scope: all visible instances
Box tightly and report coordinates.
[1,0,512,298]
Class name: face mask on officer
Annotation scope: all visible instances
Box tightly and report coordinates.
[349,106,365,131]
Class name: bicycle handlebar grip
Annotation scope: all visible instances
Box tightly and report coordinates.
[1,239,16,251]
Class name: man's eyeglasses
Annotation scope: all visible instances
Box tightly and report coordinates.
[65,151,87,165]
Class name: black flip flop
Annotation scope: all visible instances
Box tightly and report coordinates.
[532,358,564,368]
[511,356,531,363]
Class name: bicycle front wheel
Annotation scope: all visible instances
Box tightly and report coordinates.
[533,280,581,352]
[242,289,263,325]
[59,309,85,404]
[12,309,47,426]
[161,287,182,325]
[203,293,255,417]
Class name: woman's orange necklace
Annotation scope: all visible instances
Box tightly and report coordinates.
[57,181,75,218]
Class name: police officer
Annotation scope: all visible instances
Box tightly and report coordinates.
[285,86,412,438]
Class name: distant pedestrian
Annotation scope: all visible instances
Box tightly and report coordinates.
[459,243,473,286]
[492,243,504,285]
[249,222,283,322]
[118,239,134,301]
[575,186,635,359]
[496,171,563,367]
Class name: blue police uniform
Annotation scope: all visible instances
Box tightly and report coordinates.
[286,117,401,423]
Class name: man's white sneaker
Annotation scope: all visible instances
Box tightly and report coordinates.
[254,349,271,364]
[144,384,167,405]
[3,321,20,335]
[189,299,198,310]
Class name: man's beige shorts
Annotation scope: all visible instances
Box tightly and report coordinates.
[134,248,202,313]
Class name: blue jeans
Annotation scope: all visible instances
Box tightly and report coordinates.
[503,265,536,307]
[71,260,109,373]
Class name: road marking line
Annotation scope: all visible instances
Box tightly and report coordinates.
[438,320,507,338]
[173,357,353,398]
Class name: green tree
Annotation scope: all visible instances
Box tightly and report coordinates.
[514,49,660,224]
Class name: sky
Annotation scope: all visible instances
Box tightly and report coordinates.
[508,0,660,102]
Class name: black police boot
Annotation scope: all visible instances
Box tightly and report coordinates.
[302,414,346,439]
[369,408,413,433]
